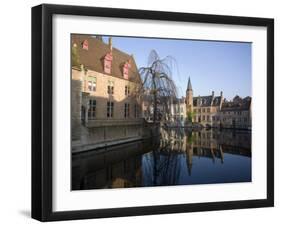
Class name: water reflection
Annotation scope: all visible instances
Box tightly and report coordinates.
[72,128,251,190]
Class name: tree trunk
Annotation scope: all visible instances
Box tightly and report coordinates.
[153,92,157,124]
[152,74,157,124]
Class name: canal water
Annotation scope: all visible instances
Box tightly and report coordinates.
[72,128,251,190]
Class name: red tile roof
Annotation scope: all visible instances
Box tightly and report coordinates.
[71,34,141,83]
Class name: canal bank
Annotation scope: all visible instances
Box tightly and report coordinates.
[72,120,160,154]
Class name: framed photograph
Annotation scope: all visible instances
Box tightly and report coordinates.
[32,4,274,221]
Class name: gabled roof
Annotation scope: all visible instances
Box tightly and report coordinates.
[221,97,251,111]
[212,96,222,106]
[71,34,141,83]
[193,96,213,107]
[193,95,222,107]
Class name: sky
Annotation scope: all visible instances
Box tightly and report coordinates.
[102,36,251,100]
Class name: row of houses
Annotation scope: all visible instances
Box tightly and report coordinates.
[186,77,251,129]
[143,77,251,129]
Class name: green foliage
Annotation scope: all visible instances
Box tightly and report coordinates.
[71,45,80,67]
[187,111,194,122]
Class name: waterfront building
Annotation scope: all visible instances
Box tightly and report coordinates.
[220,96,252,129]
[170,97,186,123]
[186,77,224,127]
[71,35,143,151]
[184,77,251,129]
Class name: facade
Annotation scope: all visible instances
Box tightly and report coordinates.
[71,35,144,151]
[142,77,251,130]
[186,77,224,127]
[220,96,252,129]
[185,77,251,129]
[187,77,224,127]
[170,97,186,122]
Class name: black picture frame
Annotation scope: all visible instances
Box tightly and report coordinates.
[32,3,274,222]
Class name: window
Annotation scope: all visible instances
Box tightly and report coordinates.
[203,108,205,113]
[125,85,130,96]
[104,52,113,74]
[107,101,114,118]
[202,115,205,121]
[88,99,96,119]
[194,109,197,113]
[124,103,130,118]
[81,106,86,122]
[207,108,210,113]
[107,81,114,94]
[207,115,210,121]
[127,103,130,118]
[134,104,139,118]
[123,61,131,79]
[87,77,96,92]
[82,40,88,50]
[180,107,183,113]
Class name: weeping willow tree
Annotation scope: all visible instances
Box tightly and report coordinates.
[139,50,178,123]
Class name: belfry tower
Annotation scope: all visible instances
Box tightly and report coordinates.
[186,77,193,122]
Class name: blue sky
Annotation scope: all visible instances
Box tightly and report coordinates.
[103,36,251,100]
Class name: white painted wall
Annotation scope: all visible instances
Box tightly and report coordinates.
[0,0,279,225]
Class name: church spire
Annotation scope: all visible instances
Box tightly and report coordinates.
[187,77,192,91]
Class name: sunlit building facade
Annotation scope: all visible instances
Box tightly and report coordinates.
[71,35,143,151]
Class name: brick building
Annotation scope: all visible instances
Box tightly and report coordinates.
[184,77,251,129]
[71,35,143,152]
[220,96,252,129]
[186,77,224,127]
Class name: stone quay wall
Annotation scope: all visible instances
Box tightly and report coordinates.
[72,119,159,153]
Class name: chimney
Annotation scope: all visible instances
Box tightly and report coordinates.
[109,37,112,51]
[212,91,214,97]
[220,91,223,97]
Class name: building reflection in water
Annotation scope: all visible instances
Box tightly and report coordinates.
[72,128,251,190]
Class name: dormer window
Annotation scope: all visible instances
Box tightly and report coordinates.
[123,60,131,79]
[104,52,113,74]
[82,40,88,50]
